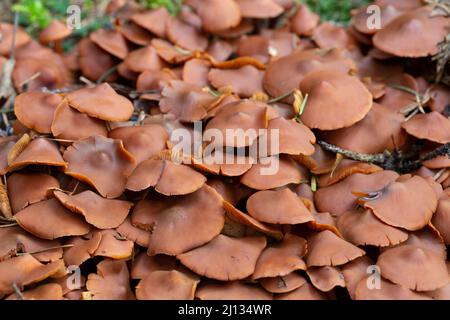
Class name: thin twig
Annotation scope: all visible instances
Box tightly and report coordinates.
[11,283,24,300]
[267,90,294,104]
[0,223,18,228]
[96,65,118,84]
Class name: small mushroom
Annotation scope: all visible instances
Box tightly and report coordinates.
[306,230,365,267]
[53,190,132,229]
[78,38,117,82]
[63,136,136,198]
[39,20,72,53]
[90,28,129,59]
[15,198,91,240]
[208,65,264,98]
[86,259,135,300]
[235,0,284,18]
[126,159,206,195]
[186,0,241,33]
[124,45,167,73]
[247,188,314,224]
[65,83,134,122]
[131,7,169,38]
[252,234,307,279]
[14,91,63,134]
[177,234,266,281]
[402,111,450,144]
[136,270,199,300]
[166,16,208,52]
[377,245,449,291]
[131,185,225,256]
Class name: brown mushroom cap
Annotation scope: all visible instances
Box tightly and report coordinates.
[63,136,136,198]
[263,48,356,101]
[373,7,449,58]
[315,171,399,217]
[307,266,346,292]
[241,156,307,190]
[39,20,72,43]
[6,283,63,300]
[183,58,211,87]
[8,138,67,172]
[299,70,373,130]
[275,282,327,300]
[322,103,407,154]
[90,28,129,59]
[0,255,64,298]
[196,281,272,300]
[186,0,241,32]
[14,91,62,134]
[132,185,225,256]
[93,229,134,260]
[291,4,320,37]
[131,253,177,279]
[358,175,438,231]
[205,99,269,148]
[252,234,307,279]
[7,173,59,213]
[108,125,169,164]
[306,230,365,267]
[260,273,307,294]
[51,99,108,141]
[355,277,431,300]
[160,80,217,122]
[15,198,91,240]
[136,270,199,300]
[53,190,132,229]
[65,83,134,122]
[247,188,314,224]
[0,226,63,262]
[63,231,103,266]
[208,65,265,98]
[78,38,117,82]
[318,160,382,188]
[124,45,167,73]
[117,22,153,46]
[86,260,135,300]
[131,7,169,38]
[312,22,356,49]
[264,117,316,156]
[178,234,266,281]
[126,159,206,195]
[137,68,178,92]
[337,209,409,247]
[432,197,450,245]
[166,16,208,52]
[236,0,284,18]
[402,111,450,144]
[377,245,449,291]
[0,23,31,56]
[117,217,151,248]
[341,256,373,299]
[0,136,18,175]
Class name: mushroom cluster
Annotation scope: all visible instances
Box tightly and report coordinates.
[0,0,449,300]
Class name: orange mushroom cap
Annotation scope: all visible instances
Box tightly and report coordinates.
[39,20,72,43]
[86,259,135,300]
[8,138,67,172]
[290,4,320,37]
[93,229,134,260]
[182,58,211,87]
[299,69,373,130]
[402,111,450,144]
[109,124,168,164]
[377,245,449,292]
[65,83,134,122]
[260,273,307,294]
[0,23,31,56]
[312,23,357,49]
[78,38,117,82]
[63,231,103,266]
[51,99,108,141]
[117,217,151,248]
[63,136,136,198]
[117,22,153,46]
[247,188,314,224]
[124,45,167,73]
[337,209,409,247]
[252,234,307,279]
[306,230,365,267]
[14,91,62,134]
[0,255,64,298]
[131,7,169,38]
[186,0,241,33]
[136,270,199,300]
[307,266,346,292]
[318,160,382,188]
[166,16,208,52]
[352,4,402,35]
[7,172,59,213]
[15,198,91,240]
[126,159,206,195]
[131,185,225,256]
[358,175,438,231]
[373,7,449,58]
[53,190,132,229]
[235,0,284,18]
[90,28,129,59]
[177,234,266,281]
